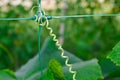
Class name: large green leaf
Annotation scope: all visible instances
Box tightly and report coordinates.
[27,59,103,80]
[99,58,120,78]
[63,59,103,80]
[107,41,120,66]
[15,37,82,80]
[0,69,16,80]
[15,37,103,80]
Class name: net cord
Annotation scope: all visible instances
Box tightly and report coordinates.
[51,14,120,19]
[38,25,44,80]
[1,14,120,21]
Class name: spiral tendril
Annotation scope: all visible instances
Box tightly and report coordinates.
[35,14,77,80]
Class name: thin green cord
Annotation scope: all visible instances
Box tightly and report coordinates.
[0,17,34,20]
[51,14,120,19]
[37,0,44,79]
[38,0,41,6]
[38,0,41,13]
[38,25,44,80]
[1,13,120,21]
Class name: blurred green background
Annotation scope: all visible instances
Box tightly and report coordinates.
[0,0,120,75]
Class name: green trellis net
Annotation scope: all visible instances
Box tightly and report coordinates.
[0,0,120,80]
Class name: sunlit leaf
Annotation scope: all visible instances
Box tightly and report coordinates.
[107,41,120,66]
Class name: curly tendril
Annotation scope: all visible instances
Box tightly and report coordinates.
[35,14,77,80]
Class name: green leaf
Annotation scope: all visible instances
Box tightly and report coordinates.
[107,41,120,66]
[63,59,103,80]
[28,59,103,80]
[99,58,120,78]
[15,37,103,80]
[44,59,66,80]
[15,37,82,80]
[0,69,16,80]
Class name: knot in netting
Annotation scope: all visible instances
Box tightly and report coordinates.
[34,12,48,26]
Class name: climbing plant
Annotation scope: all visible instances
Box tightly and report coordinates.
[0,0,120,80]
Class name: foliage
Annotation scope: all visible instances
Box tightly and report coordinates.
[15,38,103,80]
[63,0,120,60]
[0,69,16,80]
[63,59,103,80]
[0,36,120,80]
[99,58,120,79]
[15,37,82,80]
[107,41,120,66]
[44,59,66,80]
[0,0,120,80]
